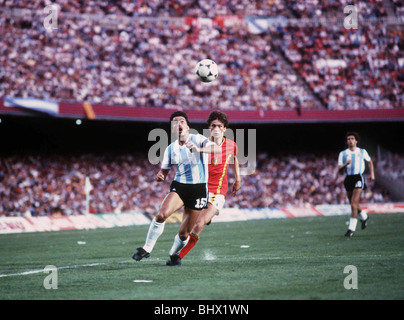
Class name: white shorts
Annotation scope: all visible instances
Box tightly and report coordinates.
[208,193,225,212]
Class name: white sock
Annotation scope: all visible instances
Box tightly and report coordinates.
[169,233,189,256]
[359,210,368,221]
[143,218,165,253]
[348,218,358,232]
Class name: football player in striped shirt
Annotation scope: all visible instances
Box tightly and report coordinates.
[338,132,375,237]
[132,111,221,262]
[168,110,241,265]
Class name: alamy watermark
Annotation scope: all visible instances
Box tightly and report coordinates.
[344,5,358,29]
[43,4,59,32]
[343,265,358,290]
[43,265,58,289]
[147,126,257,176]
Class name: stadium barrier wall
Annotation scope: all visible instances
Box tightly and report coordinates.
[1,203,403,234]
[2,99,404,123]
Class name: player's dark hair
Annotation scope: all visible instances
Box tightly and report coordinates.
[207,110,229,128]
[170,111,190,127]
[346,132,360,144]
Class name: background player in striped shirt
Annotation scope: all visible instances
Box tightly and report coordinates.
[168,110,241,266]
[133,111,221,262]
[338,132,375,237]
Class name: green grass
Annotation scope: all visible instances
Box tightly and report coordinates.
[1,213,404,300]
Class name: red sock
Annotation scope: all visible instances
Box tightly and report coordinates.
[178,233,199,259]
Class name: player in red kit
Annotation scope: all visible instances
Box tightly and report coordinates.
[167,110,241,266]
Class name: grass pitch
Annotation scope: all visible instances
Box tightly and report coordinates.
[1,213,403,300]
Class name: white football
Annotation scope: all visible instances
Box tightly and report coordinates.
[195,59,219,83]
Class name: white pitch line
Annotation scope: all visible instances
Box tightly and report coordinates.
[0,259,151,278]
[0,262,109,278]
[0,253,392,278]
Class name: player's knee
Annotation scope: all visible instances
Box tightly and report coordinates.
[178,230,189,241]
[196,218,206,230]
[191,220,204,235]
[155,210,169,223]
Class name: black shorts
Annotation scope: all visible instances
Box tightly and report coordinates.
[170,180,208,211]
[344,174,366,192]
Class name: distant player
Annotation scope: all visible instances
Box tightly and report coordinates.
[132,111,221,262]
[338,132,375,237]
[167,110,241,266]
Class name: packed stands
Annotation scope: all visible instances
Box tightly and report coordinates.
[0,152,392,217]
[1,0,403,111]
[271,22,404,110]
[0,1,402,217]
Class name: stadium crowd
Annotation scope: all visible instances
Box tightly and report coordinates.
[1,0,397,18]
[284,0,389,19]
[0,0,292,17]
[271,22,404,109]
[0,1,402,217]
[226,152,389,208]
[0,12,318,111]
[378,151,404,180]
[0,152,393,217]
[1,0,403,111]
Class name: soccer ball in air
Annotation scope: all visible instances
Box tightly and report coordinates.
[195,59,218,83]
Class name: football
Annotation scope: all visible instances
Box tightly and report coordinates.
[195,59,219,83]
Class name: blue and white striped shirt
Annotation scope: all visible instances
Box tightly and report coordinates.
[161,134,214,184]
[338,147,371,175]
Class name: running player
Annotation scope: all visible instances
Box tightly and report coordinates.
[338,132,375,237]
[167,110,241,266]
[132,111,221,262]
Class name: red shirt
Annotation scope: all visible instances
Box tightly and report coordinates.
[208,137,238,195]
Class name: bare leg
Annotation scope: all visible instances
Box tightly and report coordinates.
[177,203,218,260]
[350,188,363,219]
